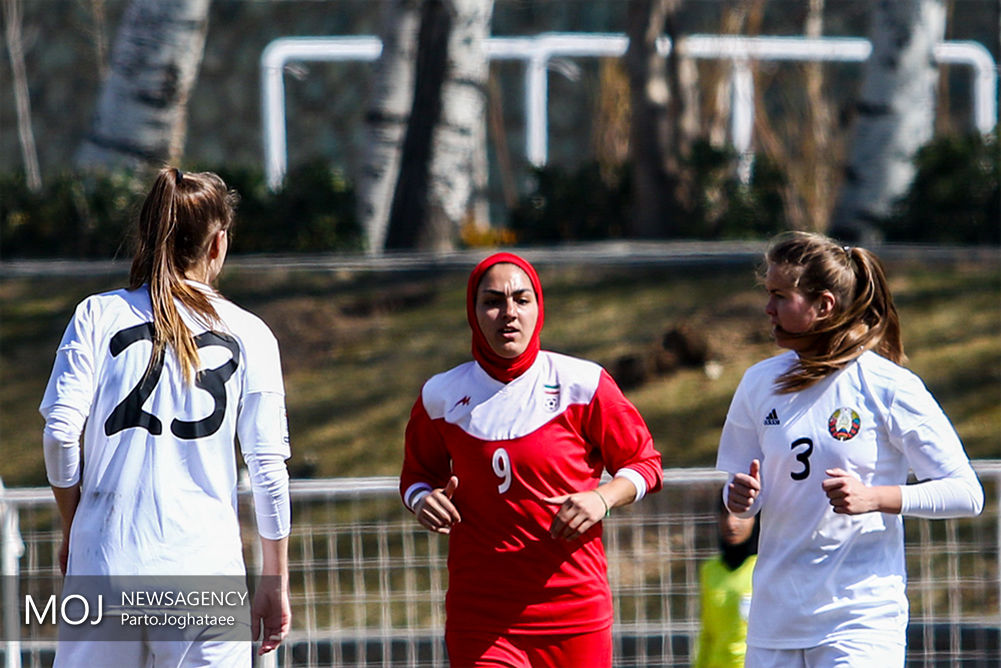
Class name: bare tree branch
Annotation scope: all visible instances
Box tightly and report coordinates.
[3,0,41,191]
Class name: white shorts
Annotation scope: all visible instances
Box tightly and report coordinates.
[54,623,252,668]
[744,638,905,668]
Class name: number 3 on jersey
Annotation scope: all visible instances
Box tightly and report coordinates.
[492,447,512,494]
[104,322,239,439]
[790,437,814,481]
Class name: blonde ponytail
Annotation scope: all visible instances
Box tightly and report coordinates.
[130,167,237,383]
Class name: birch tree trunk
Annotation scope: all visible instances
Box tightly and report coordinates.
[358,0,421,254]
[384,0,450,250]
[422,0,493,250]
[831,0,946,241]
[75,0,211,172]
[385,0,493,251]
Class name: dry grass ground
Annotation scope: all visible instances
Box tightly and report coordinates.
[1,253,998,486]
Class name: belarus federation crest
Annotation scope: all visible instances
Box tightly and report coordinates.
[828,407,861,441]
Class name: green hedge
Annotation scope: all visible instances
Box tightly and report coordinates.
[1,131,996,258]
[210,160,362,254]
[509,141,788,243]
[887,132,1000,245]
[0,161,362,259]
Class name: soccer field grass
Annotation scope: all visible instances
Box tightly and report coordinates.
[1,250,998,485]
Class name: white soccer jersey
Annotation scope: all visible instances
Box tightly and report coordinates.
[717,350,977,649]
[40,283,291,576]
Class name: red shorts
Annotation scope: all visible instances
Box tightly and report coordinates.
[445,626,612,668]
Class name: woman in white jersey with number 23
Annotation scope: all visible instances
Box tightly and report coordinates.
[717,231,983,668]
[40,168,291,667]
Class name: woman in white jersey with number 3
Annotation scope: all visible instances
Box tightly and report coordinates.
[717,231,983,668]
[40,168,291,667]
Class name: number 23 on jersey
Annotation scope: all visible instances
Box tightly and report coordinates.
[104,322,239,440]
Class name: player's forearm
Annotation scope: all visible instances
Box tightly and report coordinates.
[50,484,81,535]
[597,476,638,511]
[870,485,903,514]
[259,536,289,578]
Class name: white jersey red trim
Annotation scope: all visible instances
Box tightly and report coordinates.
[400,351,662,634]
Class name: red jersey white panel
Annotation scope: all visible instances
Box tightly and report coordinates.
[400,351,662,635]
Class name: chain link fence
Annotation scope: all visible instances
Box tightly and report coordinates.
[3,464,999,667]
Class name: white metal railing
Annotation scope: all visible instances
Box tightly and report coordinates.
[260,32,999,189]
[3,463,1000,667]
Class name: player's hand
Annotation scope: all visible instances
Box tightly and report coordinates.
[415,476,461,534]
[822,468,878,515]
[727,459,761,514]
[543,490,606,541]
[251,575,290,655]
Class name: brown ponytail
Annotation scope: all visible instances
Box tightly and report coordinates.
[129,167,238,383]
[763,231,905,393]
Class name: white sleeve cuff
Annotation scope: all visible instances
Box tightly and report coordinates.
[614,468,648,503]
[41,403,87,488]
[244,452,291,540]
[43,430,80,488]
[899,465,984,518]
[404,483,432,512]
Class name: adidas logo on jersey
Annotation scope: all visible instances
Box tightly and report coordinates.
[763,409,780,425]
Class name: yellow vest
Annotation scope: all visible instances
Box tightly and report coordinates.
[693,554,756,668]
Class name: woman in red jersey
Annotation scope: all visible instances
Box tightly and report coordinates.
[400,252,663,667]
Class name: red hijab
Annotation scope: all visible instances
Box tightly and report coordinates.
[466,252,545,383]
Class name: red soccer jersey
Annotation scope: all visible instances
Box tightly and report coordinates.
[400,351,662,635]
